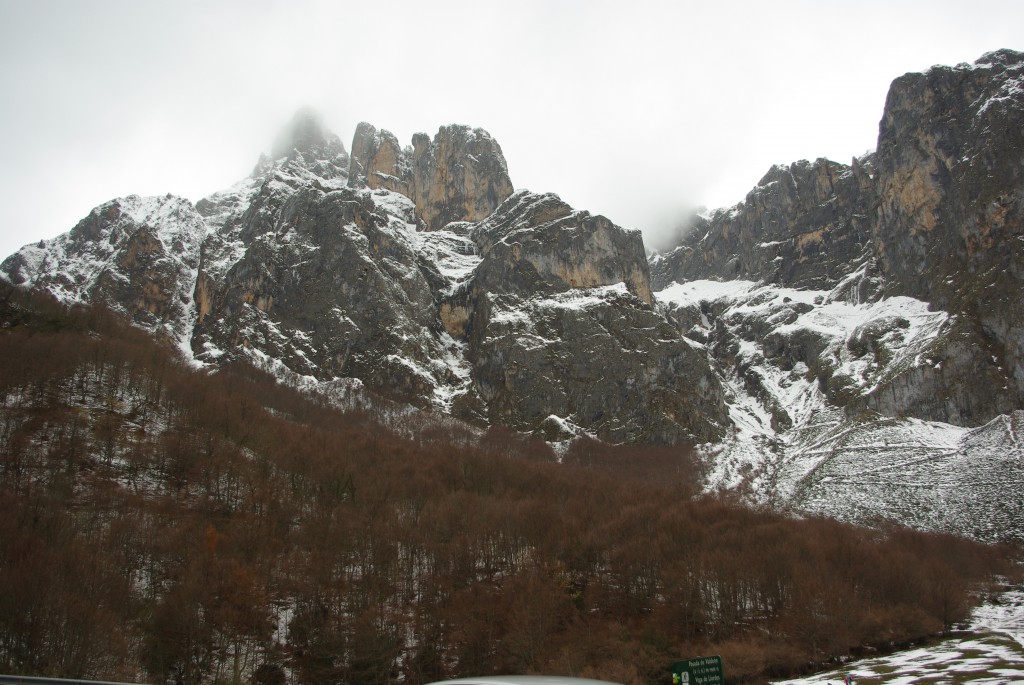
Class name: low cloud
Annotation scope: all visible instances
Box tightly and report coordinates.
[1,1,1021,261]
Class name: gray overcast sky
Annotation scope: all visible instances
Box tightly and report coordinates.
[1,0,1022,258]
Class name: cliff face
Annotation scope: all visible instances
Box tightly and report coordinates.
[4,52,1024,540]
[1,111,726,443]
[447,190,727,443]
[469,191,653,305]
[654,49,1024,429]
[651,156,877,293]
[347,122,410,196]
[348,122,515,231]
[193,184,453,405]
[873,49,1024,404]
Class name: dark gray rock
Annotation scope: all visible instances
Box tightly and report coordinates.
[192,183,455,406]
[1,194,206,347]
[652,156,877,293]
[441,190,727,443]
[873,49,1024,411]
[469,191,653,303]
[456,287,728,444]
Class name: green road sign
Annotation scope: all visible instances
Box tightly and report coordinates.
[671,655,724,685]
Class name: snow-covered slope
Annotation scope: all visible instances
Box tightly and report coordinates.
[657,278,1024,542]
[775,584,1024,684]
[640,50,1024,541]
[2,194,207,356]
[3,111,729,444]
[3,49,1024,543]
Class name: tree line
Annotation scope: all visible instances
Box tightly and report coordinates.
[0,284,1018,685]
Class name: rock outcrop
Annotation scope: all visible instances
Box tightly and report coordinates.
[348,122,515,231]
[410,124,515,230]
[651,156,877,293]
[0,194,207,349]
[461,283,727,443]
[657,49,1024,430]
[444,190,727,443]
[873,49,1024,405]
[347,122,410,196]
[469,191,653,304]
[192,185,458,406]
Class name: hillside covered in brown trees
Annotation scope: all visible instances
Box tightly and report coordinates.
[0,283,1018,685]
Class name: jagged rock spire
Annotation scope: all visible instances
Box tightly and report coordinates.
[348,122,514,230]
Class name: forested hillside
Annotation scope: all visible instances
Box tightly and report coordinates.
[0,284,1017,685]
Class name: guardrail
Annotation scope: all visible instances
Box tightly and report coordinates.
[0,676,149,685]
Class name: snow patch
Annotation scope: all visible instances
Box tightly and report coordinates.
[774,585,1024,685]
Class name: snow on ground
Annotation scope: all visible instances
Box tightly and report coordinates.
[487,283,632,329]
[773,587,1024,685]
[657,278,758,307]
[655,279,1024,541]
[544,282,632,309]
[656,280,950,431]
[431,331,473,413]
[416,227,482,292]
[779,409,1024,542]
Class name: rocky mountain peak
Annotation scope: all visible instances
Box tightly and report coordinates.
[5,52,1024,541]
[348,122,514,230]
[973,47,1024,68]
[347,121,409,194]
[411,124,514,230]
[255,107,349,180]
[270,107,341,160]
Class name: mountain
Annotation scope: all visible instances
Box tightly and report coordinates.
[1,282,1010,685]
[650,49,1024,541]
[4,50,1024,541]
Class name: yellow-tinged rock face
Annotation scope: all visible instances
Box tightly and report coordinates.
[411,125,515,230]
[350,122,514,231]
[796,229,825,250]
[350,123,411,196]
[881,147,944,237]
[439,302,469,337]
[194,273,214,322]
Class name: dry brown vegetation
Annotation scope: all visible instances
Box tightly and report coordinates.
[0,284,1018,685]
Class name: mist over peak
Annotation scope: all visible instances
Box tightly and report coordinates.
[637,203,709,255]
[270,106,346,162]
